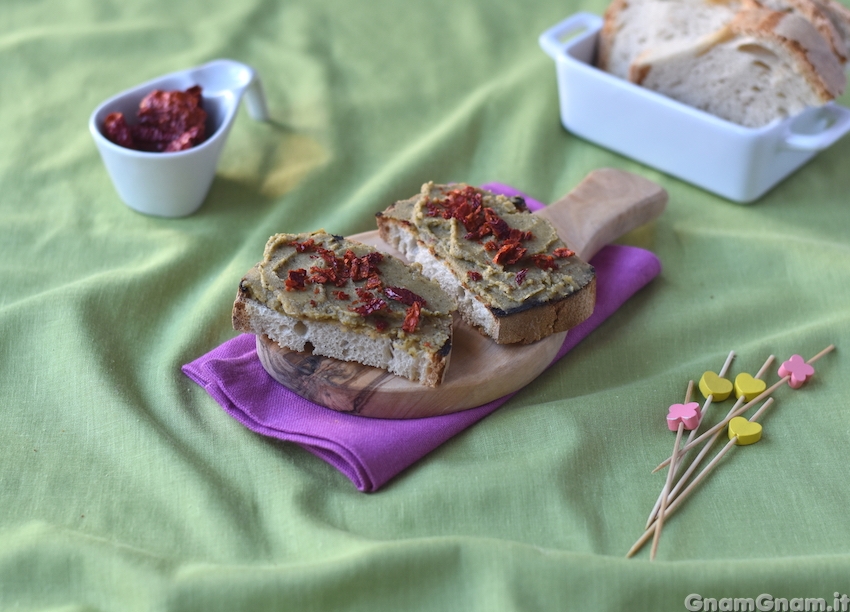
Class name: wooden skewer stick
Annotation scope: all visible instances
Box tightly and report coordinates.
[645,355,774,528]
[650,380,693,561]
[645,352,735,529]
[627,397,776,559]
[652,345,834,473]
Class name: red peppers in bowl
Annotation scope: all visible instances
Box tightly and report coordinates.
[102,85,207,153]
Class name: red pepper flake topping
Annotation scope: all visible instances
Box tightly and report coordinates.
[102,86,207,152]
[304,246,384,288]
[355,287,375,301]
[364,274,383,290]
[350,297,388,317]
[425,186,541,269]
[515,268,528,285]
[384,286,426,307]
[332,290,350,301]
[493,242,527,266]
[402,301,422,333]
[285,269,308,291]
[292,238,316,253]
[374,317,389,332]
[425,186,486,235]
[508,228,534,243]
[482,208,511,240]
[553,247,575,259]
[530,254,558,271]
[467,270,483,282]
[347,250,384,281]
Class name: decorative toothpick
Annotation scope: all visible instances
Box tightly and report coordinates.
[650,380,696,561]
[646,355,774,528]
[628,397,775,558]
[646,352,734,528]
[651,345,834,473]
[629,343,835,559]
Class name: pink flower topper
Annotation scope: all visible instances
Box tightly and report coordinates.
[666,402,702,431]
[778,354,815,389]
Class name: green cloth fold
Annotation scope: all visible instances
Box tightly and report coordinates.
[2,0,850,609]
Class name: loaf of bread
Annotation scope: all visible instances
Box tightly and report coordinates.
[599,0,738,78]
[232,230,456,387]
[376,183,596,345]
[599,0,849,127]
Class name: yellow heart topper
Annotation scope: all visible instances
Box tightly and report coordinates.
[734,372,767,402]
[699,371,733,401]
[728,416,762,446]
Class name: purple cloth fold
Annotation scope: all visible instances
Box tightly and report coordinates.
[182,185,661,492]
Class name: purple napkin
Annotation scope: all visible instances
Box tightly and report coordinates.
[182,185,661,492]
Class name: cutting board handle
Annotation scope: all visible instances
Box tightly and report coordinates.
[534,168,668,261]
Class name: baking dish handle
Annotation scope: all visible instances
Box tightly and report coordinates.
[782,103,850,151]
[538,12,603,60]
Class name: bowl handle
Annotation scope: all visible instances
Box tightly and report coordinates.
[243,75,270,122]
[782,103,850,151]
[538,13,603,60]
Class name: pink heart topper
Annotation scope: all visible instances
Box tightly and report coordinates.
[778,354,815,389]
[667,402,702,431]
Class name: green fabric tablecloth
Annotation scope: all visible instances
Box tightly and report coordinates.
[2,0,849,610]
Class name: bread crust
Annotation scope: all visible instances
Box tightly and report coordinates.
[733,4,846,101]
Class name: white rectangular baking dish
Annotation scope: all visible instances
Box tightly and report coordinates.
[539,13,850,203]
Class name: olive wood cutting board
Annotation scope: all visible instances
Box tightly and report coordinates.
[256,168,667,418]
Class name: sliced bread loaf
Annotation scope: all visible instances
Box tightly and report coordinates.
[600,0,849,76]
[629,4,846,126]
[598,0,738,78]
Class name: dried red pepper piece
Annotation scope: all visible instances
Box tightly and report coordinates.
[102,85,208,153]
[530,254,558,271]
[308,247,384,288]
[346,250,384,281]
[384,286,426,307]
[291,238,316,253]
[402,301,422,333]
[553,247,575,258]
[467,270,483,282]
[350,297,388,317]
[285,269,308,291]
[355,287,375,302]
[103,113,135,149]
[493,242,527,266]
[364,275,383,290]
[515,268,528,285]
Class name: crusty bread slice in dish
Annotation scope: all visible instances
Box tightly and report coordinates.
[599,0,849,77]
[598,0,847,127]
[376,183,596,345]
[233,230,455,387]
[629,4,846,126]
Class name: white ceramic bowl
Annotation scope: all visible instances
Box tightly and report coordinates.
[539,13,850,203]
[89,59,269,217]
